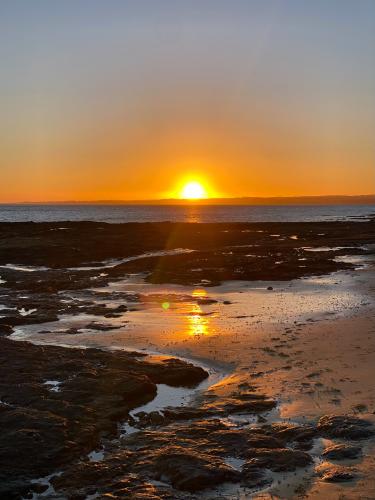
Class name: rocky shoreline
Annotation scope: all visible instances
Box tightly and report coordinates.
[0,337,207,498]
[0,220,374,498]
[2,331,373,499]
[0,220,373,332]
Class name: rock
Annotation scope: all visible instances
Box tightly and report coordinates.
[147,358,208,388]
[143,446,241,492]
[135,411,166,427]
[30,483,49,495]
[322,443,361,460]
[0,324,13,336]
[196,298,218,305]
[85,322,120,331]
[205,395,277,416]
[266,422,317,449]
[0,221,371,286]
[318,415,374,440]
[319,465,357,482]
[242,464,271,488]
[148,411,165,426]
[65,327,80,334]
[0,336,207,491]
[115,304,127,313]
[246,432,284,450]
[267,286,273,291]
[244,448,312,472]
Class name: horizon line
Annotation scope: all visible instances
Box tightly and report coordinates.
[1,194,375,206]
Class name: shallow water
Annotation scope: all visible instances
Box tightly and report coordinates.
[11,265,371,369]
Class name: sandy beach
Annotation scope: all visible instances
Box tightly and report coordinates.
[1,220,374,498]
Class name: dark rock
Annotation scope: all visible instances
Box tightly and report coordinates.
[266,422,317,447]
[0,221,373,287]
[147,358,208,388]
[244,448,312,472]
[320,466,357,482]
[196,298,218,305]
[85,322,120,331]
[142,446,241,492]
[0,336,207,491]
[322,443,361,460]
[242,464,271,488]
[318,415,374,440]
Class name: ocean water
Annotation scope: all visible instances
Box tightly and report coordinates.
[0,204,373,223]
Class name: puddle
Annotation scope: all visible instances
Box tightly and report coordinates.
[334,254,372,269]
[302,246,357,252]
[44,380,62,392]
[19,307,37,316]
[224,457,246,471]
[121,354,227,435]
[88,449,105,462]
[0,264,49,272]
[68,248,195,271]
[27,471,63,499]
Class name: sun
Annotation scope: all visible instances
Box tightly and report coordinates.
[180,181,207,200]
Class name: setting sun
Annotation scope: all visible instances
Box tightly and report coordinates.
[180,181,207,200]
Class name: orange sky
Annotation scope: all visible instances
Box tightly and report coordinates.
[0,1,374,202]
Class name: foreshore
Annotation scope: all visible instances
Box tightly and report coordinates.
[0,220,374,498]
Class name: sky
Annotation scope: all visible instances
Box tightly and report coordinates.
[0,0,374,202]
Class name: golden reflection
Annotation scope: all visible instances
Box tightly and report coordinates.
[187,305,209,337]
[186,289,211,337]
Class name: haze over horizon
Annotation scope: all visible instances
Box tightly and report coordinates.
[1,1,374,202]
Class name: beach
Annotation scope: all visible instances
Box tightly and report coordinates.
[1,220,374,498]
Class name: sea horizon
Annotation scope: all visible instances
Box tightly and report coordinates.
[2,193,375,206]
[0,202,374,224]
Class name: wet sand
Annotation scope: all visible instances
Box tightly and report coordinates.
[0,221,374,498]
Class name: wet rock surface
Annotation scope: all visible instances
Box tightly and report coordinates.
[44,407,374,499]
[318,414,375,440]
[317,464,358,482]
[0,338,374,499]
[245,448,313,472]
[0,221,374,498]
[137,446,241,492]
[1,221,374,288]
[0,337,207,498]
[322,443,362,460]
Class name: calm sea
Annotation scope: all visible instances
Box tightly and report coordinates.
[0,204,374,223]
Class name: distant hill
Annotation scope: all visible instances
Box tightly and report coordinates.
[12,195,375,206]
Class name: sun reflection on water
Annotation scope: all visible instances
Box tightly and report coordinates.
[187,289,211,337]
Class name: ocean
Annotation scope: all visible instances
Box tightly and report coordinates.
[0,204,374,223]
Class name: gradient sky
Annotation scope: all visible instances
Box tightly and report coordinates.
[0,0,374,201]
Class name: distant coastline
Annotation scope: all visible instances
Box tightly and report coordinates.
[3,194,375,206]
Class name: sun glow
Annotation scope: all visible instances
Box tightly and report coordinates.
[180,181,207,200]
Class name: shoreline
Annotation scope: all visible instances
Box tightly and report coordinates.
[0,220,374,498]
